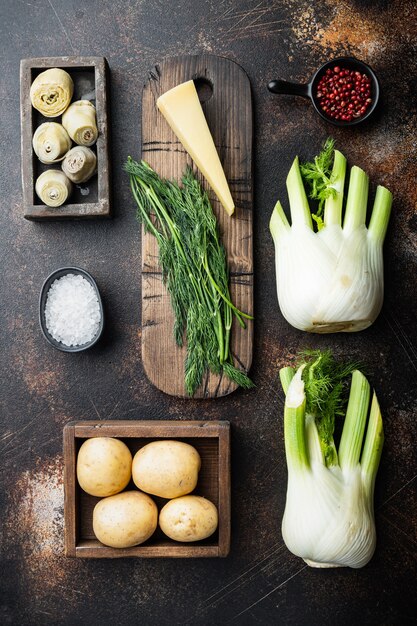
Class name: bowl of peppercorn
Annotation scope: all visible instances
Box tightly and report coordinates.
[267,57,380,127]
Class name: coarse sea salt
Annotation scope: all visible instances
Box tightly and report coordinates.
[44,273,101,347]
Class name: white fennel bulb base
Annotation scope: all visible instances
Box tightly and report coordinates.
[273,222,384,332]
[282,463,376,568]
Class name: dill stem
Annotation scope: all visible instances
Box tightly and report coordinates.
[203,259,252,322]
[223,303,232,363]
[130,176,161,241]
[148,185,189,267]
[132,175,169,240]
[217,307,224,363]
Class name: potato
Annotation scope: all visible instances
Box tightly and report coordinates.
[132,440,201,499]
[159,496,218,542]
[77,437,132,497]
[93,491,158,548]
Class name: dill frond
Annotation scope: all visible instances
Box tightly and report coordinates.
[300,137,336,220]
[298,349,361,464]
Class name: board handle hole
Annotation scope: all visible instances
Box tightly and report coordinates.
[194,77,213,103]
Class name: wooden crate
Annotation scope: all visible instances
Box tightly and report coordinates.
[20,56,111,220]
[63,420,231,558]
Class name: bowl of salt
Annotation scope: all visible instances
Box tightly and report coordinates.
[39,267,104,352]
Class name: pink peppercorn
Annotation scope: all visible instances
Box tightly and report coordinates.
[316,66,372,122]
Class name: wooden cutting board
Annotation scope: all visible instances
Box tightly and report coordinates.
[141,54,253,398]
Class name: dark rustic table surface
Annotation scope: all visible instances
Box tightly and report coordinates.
[1,1,416,624]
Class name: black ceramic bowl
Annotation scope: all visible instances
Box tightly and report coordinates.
[39,267,104,353]
[268,57,380,127]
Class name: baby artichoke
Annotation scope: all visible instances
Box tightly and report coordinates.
[62,146,97,183]
[30,68,73,117]
[62,100,98,146]
[35,170,72,207]
[32,122,71,164]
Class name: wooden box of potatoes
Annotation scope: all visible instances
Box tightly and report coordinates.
[63,420,230,558]
[20,56,110,220]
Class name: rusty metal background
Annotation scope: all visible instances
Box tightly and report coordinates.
[0,0,416,624]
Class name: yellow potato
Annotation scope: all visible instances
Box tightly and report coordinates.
[77,437,132,497]
[93,491,158,548]
[159,496,218,542]
[132,440,201,499]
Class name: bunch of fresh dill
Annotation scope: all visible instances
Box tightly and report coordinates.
[125,158,254,396]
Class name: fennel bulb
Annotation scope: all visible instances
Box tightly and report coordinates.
[280,351,384,569]
[270,142,392,333]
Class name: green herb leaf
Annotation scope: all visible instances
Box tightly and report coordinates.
[300,138,336,221]
[297,349,360,466]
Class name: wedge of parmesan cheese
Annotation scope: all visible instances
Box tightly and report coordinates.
[157,80,235,216]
